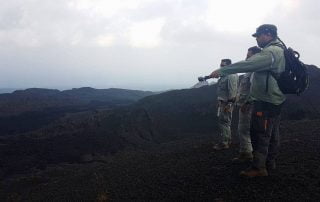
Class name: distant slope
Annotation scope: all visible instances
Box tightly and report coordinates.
[135,85,219,142]
[0,87,153,135]
[0,87,153,117]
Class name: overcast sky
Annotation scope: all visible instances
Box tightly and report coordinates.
[0,0,319,91]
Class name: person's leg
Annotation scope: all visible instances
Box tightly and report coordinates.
[238,105,253,153]
[241,102,273,177]
[219,106,232,146]
[214,103,232,150]
[266,114,281,170]
[233,105,253,162]
[241,102,282,177]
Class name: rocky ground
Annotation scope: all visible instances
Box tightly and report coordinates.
[0,119,319,201]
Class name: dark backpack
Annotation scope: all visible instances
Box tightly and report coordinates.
[271,38,309,96]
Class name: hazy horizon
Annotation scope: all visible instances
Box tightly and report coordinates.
[0,83,195,92]
[0,83,196,92]
[1,0,320,91]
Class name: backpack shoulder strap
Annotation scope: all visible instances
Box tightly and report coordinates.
[265,50,276,92]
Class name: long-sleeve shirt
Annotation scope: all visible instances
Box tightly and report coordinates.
[236,73,252,105]
[218,39,286,105]
[217,74,238,102]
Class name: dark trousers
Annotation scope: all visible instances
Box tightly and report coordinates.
[250,101,282,169]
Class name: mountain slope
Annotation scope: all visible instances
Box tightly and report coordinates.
[0,87,153,135]
[0,87,153,117]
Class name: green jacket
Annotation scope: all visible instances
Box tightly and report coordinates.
[217,74,238,102]
[219,39,286,105]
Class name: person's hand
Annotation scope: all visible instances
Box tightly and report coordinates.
[224,103,232,112]
[210,70,220,78]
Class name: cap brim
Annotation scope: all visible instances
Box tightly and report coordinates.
[252,33,257,37]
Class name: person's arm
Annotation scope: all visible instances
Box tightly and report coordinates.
[210,51,273,78]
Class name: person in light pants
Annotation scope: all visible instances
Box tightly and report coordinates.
[213,59,238,150]
[233,46,261,162]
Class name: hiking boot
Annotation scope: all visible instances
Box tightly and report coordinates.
[213,143,229,151]
[239,167,268,177]
[266,161,276,170]
[232,152,253,163]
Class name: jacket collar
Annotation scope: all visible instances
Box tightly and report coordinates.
[264,38,282,48]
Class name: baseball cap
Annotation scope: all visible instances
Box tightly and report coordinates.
[252,24,277,37]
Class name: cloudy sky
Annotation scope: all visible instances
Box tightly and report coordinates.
[0,0,319,91]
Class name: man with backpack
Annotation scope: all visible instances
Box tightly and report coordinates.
[210,24,286,177]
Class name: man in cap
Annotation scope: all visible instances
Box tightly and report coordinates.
[210,24,286,177]
[233,46,261,163]
[213,59,238,150]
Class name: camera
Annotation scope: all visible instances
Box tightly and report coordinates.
[198,76,211,82]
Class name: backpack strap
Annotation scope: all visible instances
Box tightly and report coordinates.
[266,51,276,92]
[266,43,286,92]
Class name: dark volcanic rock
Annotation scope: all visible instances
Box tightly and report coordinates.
[0,119,319,201]
[136,85,219,142]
